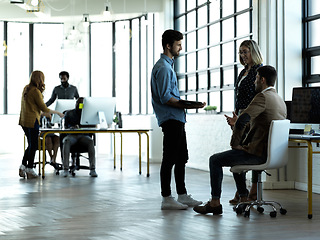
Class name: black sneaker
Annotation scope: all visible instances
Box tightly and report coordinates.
[193,202,223,215]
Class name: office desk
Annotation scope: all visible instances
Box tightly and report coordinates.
[39,128,150,178]
[289,135,320,219]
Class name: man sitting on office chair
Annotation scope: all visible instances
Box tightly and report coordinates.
[62,97,98,178]
[193,65,286,215]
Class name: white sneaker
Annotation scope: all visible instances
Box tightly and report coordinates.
[63,170,69,178]
[161,196,188,210]
[178,194,203,207]
[25,168,39,179]
[19,164,26,178]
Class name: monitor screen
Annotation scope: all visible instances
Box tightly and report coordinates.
[51,99,77,124]
[80,97,116,128]
[290,87,320,124]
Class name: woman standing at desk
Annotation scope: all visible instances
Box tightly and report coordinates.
[226,40,263,204]
[19,70,64,179]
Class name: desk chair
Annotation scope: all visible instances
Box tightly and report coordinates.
[231,119,290,218]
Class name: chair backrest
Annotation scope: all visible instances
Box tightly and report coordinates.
[230,119,290,173]
[265,119,290,170]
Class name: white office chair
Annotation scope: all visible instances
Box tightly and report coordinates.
[231,119,290,218]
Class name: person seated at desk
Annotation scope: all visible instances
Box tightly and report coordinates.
[40,113,60,165]
[62,97,98,178]
[193,65,286,215]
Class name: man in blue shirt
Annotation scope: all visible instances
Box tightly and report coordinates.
[151,29,206,210]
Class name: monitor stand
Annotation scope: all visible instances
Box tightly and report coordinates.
[98,111,108,129]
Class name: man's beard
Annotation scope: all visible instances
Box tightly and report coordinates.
[61,82,69,88]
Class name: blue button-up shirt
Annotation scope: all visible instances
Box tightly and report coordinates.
[151,54,186,126]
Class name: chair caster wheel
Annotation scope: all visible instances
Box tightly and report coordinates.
[244,210,250,217]
[257,206,264,213]
[280,208,287,215]
[71,172,76,177]
[270,211,277,218]
[235,207,243,215]
[56,171,59,175]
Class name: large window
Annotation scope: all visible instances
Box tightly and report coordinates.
[303,0,320,86]
[174,0,253,112]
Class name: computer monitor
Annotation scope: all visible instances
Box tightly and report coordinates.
[80,97,116,128]
[290,87,320,124]
[51,99,77,124]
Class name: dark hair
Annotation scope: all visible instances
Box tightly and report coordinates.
[59,71,69,79]
[257,65,277,86]
[162,29,183,51]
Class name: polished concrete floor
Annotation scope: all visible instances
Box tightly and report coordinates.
[1,152,320,240]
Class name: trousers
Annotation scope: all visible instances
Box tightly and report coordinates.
[209,149,266,199]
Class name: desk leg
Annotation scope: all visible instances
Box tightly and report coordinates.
[113,133,116,169]
[38,136,41,175]
[307,141,313,219]
[120,132,123,171]
[42,133,48,179]
[145,132,150,177]
[138,133,142,175]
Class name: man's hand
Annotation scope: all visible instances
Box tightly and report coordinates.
[224,111,237,128]
[232,145,245,151]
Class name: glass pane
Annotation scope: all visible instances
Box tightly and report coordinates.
[198,0,208,5]
[34,24,64,103]
[176,15,185,32]
[209,46,220,67]
[198,72,208,90]
[309,0,320,16]
[311,56,320,75]
[132,19,140,114]
[209,0,220,22]
[0,22,3,114]
[236,12,250,37]
[176,55,185,74]
[187,11,196,31]
[222,90,234,111]
[198,5,208,26]
[222,18,234,41]
[115,21,130,114]
[309,19,320,47]
[222,42,234,65]
[176,0,185,15]
[91,23,113,98]
[178,77,186,92]
[187,31,196,51]
[210,70,220,87]
[222,0,234,17]
[223,67,235,85]
[7,22,29,114]
[188,74,196,91]
[140,17,147,114]
[187,0,196,11]
[209,91,220,111]
[237,0,250,12]
[209,23,220,44]
[187,52,197,72]
[198,27,208,49]
[198,49,208,70]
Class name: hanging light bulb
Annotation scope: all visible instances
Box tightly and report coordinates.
[30,0,39,7]
[82,14,90,28]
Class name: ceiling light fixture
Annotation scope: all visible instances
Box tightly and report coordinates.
[81,14,90,28]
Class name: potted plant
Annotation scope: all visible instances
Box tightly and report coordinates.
[204,105,217,114]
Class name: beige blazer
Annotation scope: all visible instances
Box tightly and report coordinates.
[230,88,287,158]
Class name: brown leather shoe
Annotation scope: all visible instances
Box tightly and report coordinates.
[193,202,223,215]
[229,191,240,205]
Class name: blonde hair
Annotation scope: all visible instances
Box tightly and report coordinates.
[239,40,263,66]
[23,70,45,99]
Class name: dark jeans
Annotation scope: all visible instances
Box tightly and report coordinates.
[22,120,40,168]
[160,120,188,197]
[209,149,266,199]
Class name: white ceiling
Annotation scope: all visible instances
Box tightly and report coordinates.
[0,0,164,23]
